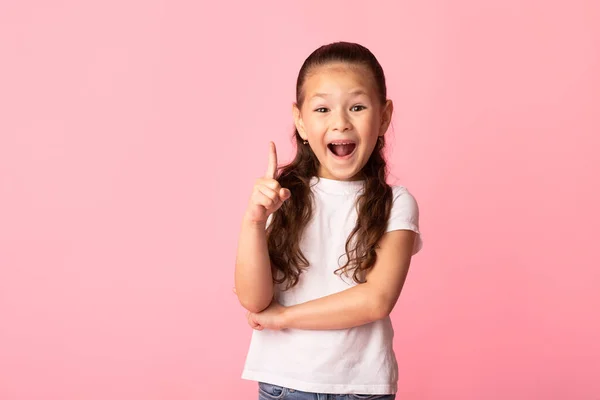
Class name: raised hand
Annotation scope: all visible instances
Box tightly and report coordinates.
[244,142,291,225]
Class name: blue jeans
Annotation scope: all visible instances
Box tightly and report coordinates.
[258,382,396,400]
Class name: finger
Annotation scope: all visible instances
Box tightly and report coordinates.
[257,185,279,200]
[250,317,263,330]
[258,177,281,192]
[257,184,288,204]
[256,186,280,209]
[279,188,291,201]
[265,141,278,179]
[247,312,261,329]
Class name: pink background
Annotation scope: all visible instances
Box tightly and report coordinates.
[1,1,599,399]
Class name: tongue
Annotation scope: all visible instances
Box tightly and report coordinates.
[332,144,355,157]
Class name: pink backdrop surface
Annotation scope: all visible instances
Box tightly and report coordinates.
[1,1,599,399]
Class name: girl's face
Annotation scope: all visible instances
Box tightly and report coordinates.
[293,62,393,181]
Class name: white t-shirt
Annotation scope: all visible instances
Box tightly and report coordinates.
[241,176,423,395]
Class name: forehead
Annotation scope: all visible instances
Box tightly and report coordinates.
[303,63,377,97]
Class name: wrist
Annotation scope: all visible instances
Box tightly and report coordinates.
[242,213,267,229]
[279,305,292,330]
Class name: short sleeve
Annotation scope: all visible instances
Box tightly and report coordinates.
[386,186,423,255]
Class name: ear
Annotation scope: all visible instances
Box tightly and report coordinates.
[293,103,308,140]
[379,99,394,136]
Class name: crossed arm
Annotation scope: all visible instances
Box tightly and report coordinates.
[237,229,416,331]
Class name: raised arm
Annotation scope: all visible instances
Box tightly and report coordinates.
[234,142,290,313]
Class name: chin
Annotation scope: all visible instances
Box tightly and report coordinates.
[320,166,363,181]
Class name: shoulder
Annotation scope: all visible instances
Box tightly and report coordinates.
[389,185,419,214]
[386,184,422,254]
[390,184,414,197]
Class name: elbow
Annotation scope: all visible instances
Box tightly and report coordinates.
[238,295,271,314]
[370,296,394,321]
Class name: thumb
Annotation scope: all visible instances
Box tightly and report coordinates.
[279,188,291,201]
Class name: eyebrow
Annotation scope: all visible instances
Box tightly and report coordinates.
[310,89,369,99]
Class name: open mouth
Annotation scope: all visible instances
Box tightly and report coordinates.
[327,141,357,158]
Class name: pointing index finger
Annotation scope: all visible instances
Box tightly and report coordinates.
[265,141,278,179]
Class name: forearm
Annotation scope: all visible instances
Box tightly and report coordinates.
[281,283,387,330]
[234,216,273,313]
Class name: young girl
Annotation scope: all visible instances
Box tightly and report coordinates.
[234,41,423,400]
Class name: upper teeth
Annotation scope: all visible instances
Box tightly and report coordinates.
[331,142,352,145]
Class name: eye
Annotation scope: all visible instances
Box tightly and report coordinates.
[314,107,329,113]
[351,105,366,112]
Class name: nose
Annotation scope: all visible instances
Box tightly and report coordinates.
[332,110,352,132]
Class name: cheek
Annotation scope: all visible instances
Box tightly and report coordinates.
[360,116,382,136]
[304,119,327,138]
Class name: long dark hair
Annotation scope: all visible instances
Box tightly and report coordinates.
[267,41,393,289]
